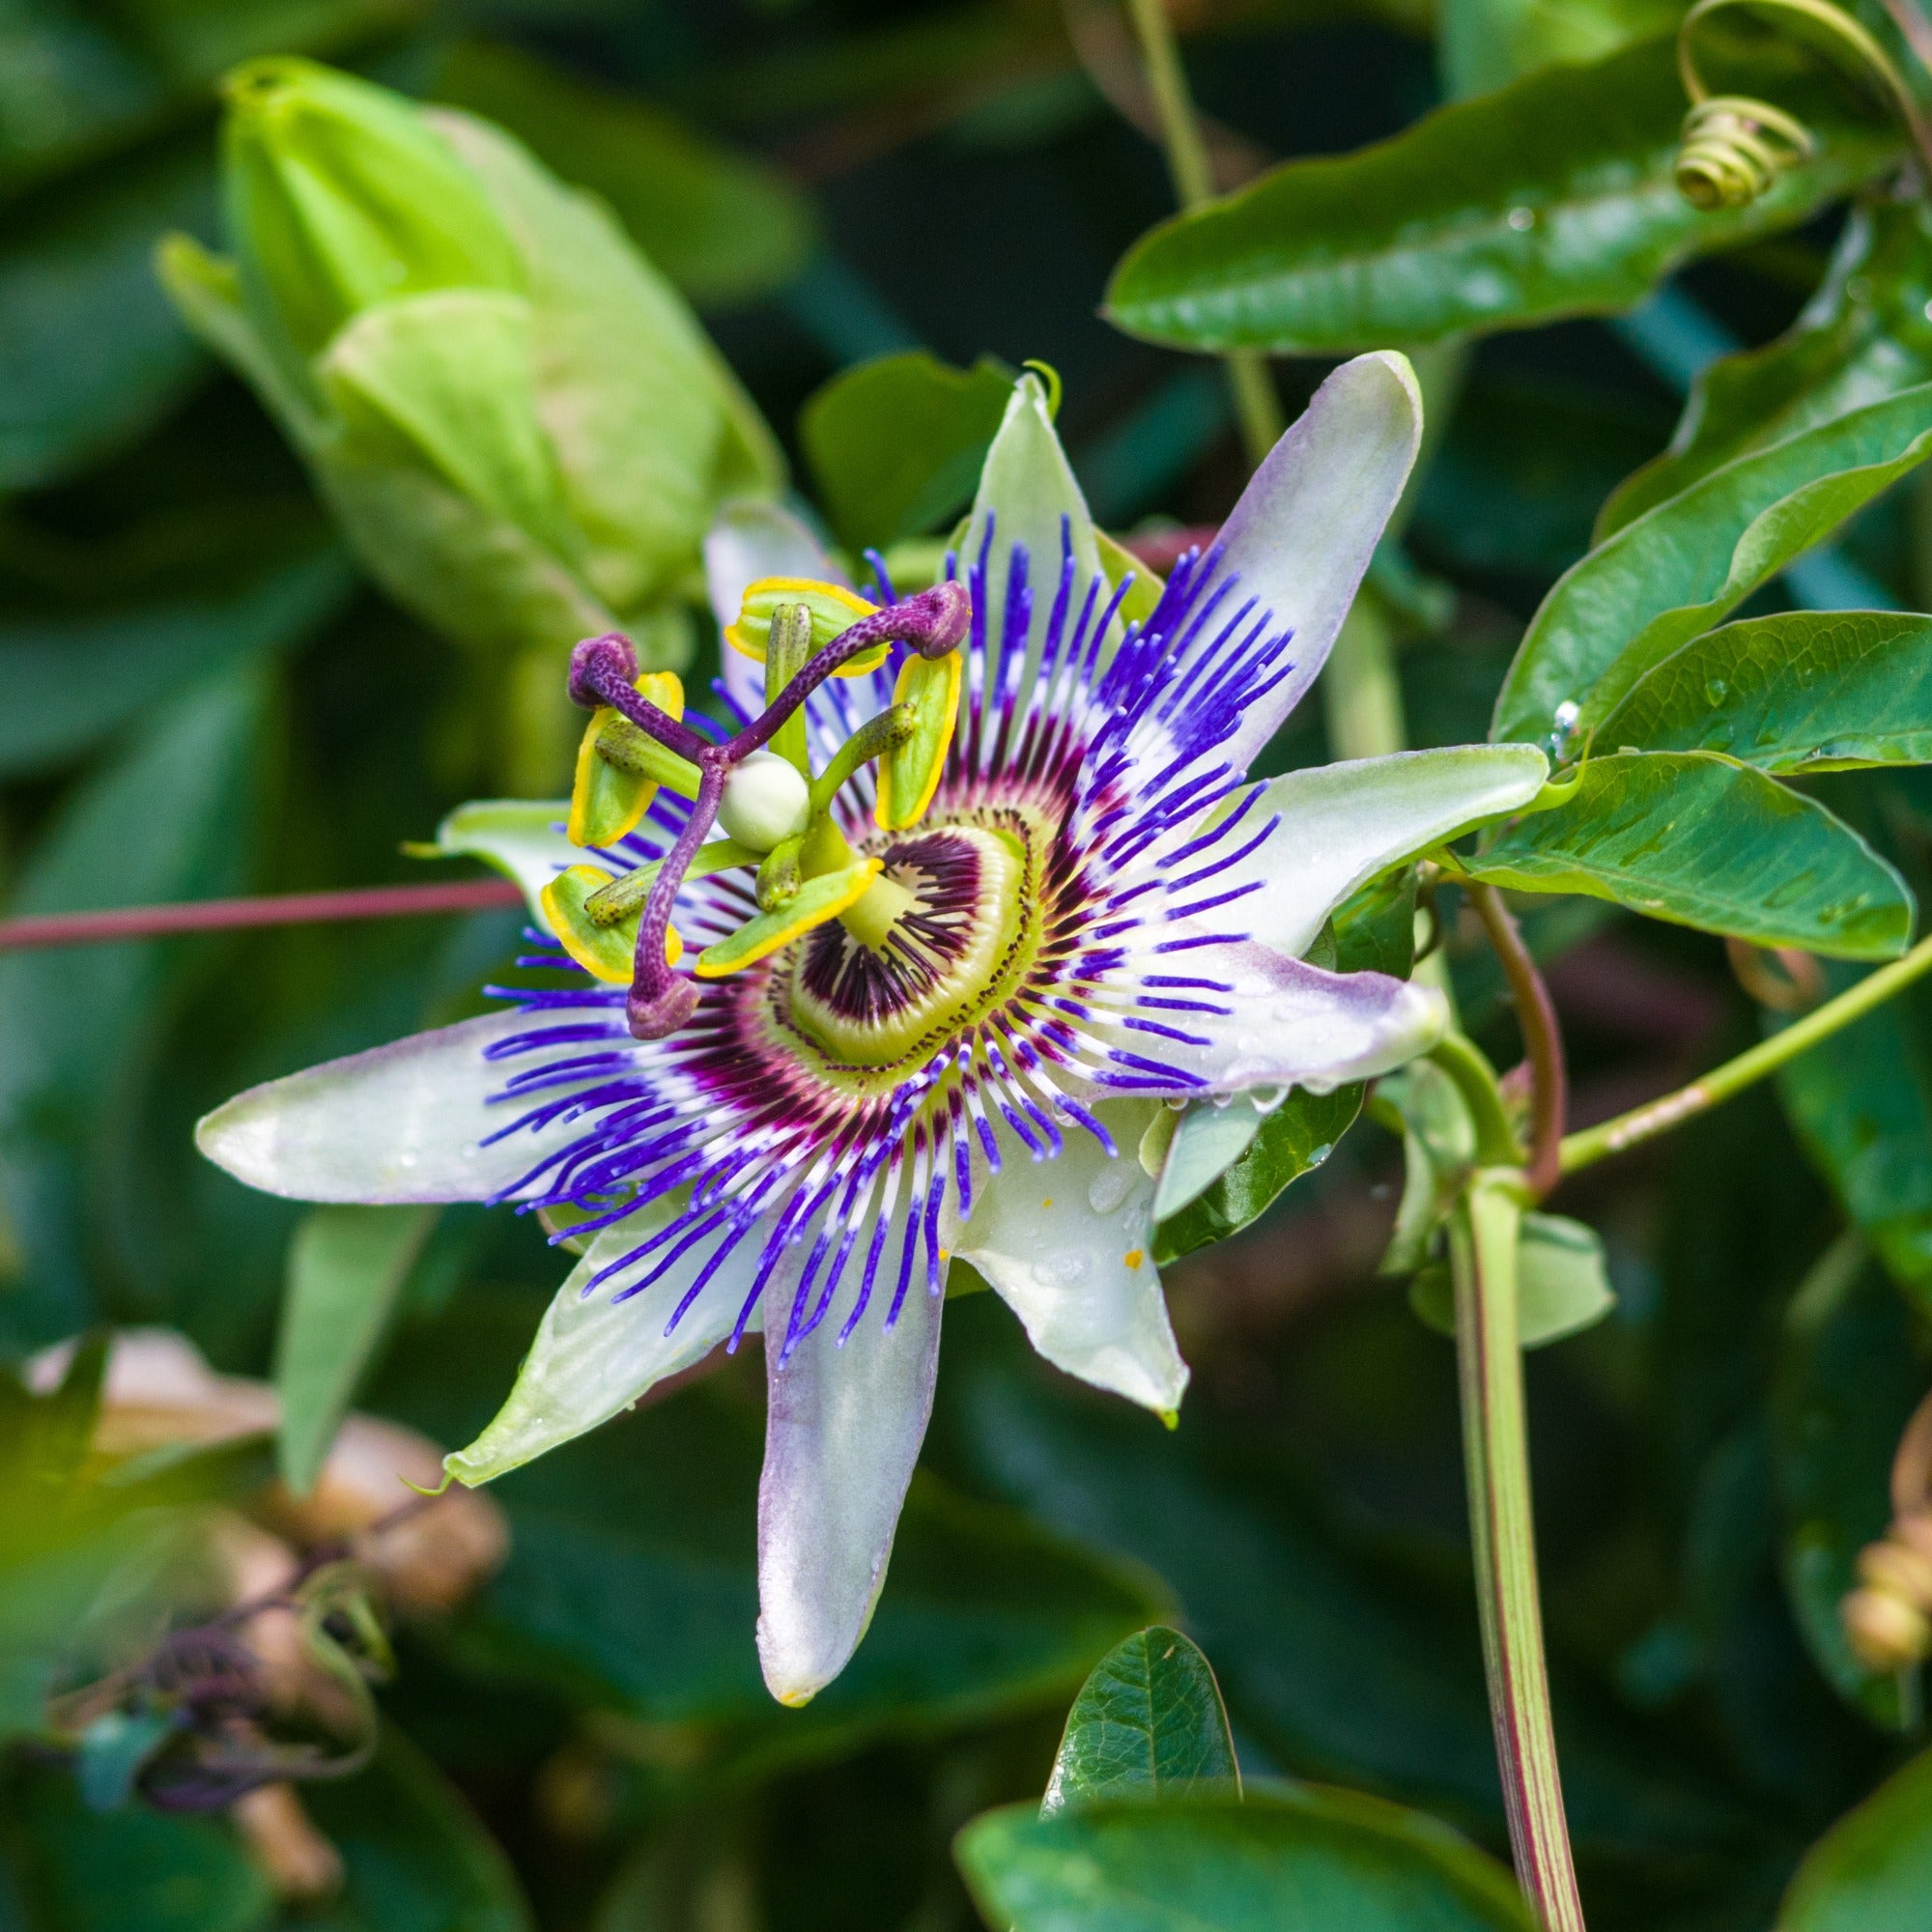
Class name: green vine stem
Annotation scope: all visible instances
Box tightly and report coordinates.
[1452,1174,1588,1932]
[1560,930,1932,1175]
[1122,0,1284,466]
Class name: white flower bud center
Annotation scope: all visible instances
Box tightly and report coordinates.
[718,752,811,853]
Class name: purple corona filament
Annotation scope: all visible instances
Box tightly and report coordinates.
[566,583,971,1041]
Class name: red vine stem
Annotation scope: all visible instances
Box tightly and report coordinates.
[0,879,523,952]
[1469,883,1568,1200]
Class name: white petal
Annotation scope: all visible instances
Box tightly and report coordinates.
[1211,744,1548,959]
[960,373,1107,706]
[1152,1099,1267,1220]
[1210,352,1423,772]
[755,1244,942,1706]
[196,1011,607,1204]
[952,1103,1188,1419]
[431,797,576,929]
[1111,945,1447,1098]
[704,498,847,717]
[446,1205,763,1486]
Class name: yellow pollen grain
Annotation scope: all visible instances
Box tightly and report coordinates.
[1041,1197,1052,1208]
[1123,1248,1145,1270]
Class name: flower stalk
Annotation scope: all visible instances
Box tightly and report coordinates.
[1451,1172,1587,1932]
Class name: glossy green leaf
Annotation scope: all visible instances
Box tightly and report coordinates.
[0,517,351,781]
[1494,383,1932,747]
[801,351,1014,552]
[1409,1212,1617,1348]
[1152,1088,1360,1265]
[1041,1626,1238,1815]
[1105,37,1893,357]
[1778,1747,1932,1929]
[957,1786,1533,1932]
[0,141,212,491]
[1438,0,1685,98]
[298,1727,532,1932]
[0,1759,274,1932]
[276,1203,439,1494]
[1776,959,1932,1299]
[1596,611,1932,774]
[1602,200,1932,536]
[430,40,814,307]
[1458,752,1913,957]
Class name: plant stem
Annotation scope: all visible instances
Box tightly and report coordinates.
[1469,884,1567,1200]
[1559,931,1932,1176]
[0,878,524,952]
[1452,1176,1587,1932]
[1122,0,1283,467]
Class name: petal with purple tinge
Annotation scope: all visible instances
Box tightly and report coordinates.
[196,1010,616,1204]
[430,797,576,927]
[1208,353,1423,772]
[755,1247,943,1706]
[1197,744,1548,960]
[446,1205,764,1487]
[952,1102,1187,1418]
[1105,946,1447,1099]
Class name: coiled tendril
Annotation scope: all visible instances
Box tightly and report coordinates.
[1674,0,1932,212]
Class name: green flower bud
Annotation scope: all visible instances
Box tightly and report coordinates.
[159,58,784,788]
[222,58,522,371]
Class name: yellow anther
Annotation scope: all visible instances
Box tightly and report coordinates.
[724,579,889,678]
[567,669,684,849]
[541,866,681,984]
[875,646,962,831]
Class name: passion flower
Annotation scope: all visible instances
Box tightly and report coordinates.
[197,355,1548,1704]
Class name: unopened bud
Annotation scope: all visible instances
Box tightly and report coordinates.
[222,58,520,367]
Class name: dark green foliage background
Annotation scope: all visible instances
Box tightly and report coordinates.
[8,2,1932,1928]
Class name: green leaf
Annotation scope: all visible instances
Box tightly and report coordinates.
[1040,1626,1238,1815]
[1409,1212,1617,1348]
[802,351,1015,553]
[1778,1747,1932,1929]
[1104,37,1893,357]
[276,1203,439,1495]
[0,669,266,1332]
[429,39,814,307]
[1776,959,1932,1301]
[1152,1087,1360,1265]
[0,1758,274,1932]
[33,1326,109,1486]
[1438,0,1685,98]
[1595,611,1932,775]
[1493,383,1932,747]
[298,1726,532,1932]
[956,1786,1533,1932]
[0,515,352,781]
[1457,752,1913,957]
[1601,199,1932,536]
[0,139,212,491]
